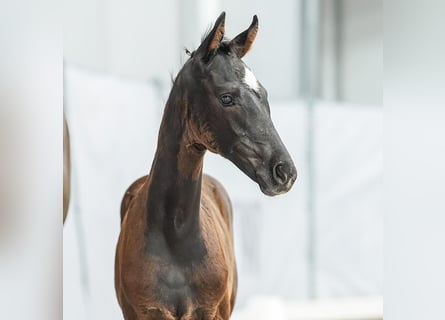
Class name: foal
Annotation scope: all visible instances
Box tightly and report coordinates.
[115,12,297,319]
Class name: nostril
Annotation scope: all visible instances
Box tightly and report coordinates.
[273,162,288,185]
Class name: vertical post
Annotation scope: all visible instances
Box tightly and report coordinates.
[333,0,343,101]
[300,0,320,300]
[177,0,221,63]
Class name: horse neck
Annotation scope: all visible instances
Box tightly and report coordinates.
[146,83,205,243]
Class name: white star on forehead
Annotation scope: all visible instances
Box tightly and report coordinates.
[243,66,260,92]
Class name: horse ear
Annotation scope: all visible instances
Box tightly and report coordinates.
[230,15,258,58]
[196,12,226,61]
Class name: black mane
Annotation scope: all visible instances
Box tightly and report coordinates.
[185,40,232,59]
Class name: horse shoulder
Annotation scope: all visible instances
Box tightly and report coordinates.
[201,174,237,314]
[201,174,233,227]
[120,175,150,224]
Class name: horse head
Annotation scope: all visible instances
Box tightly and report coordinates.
[176,12,297,196]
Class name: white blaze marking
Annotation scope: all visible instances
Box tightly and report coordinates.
[243,66,260,92]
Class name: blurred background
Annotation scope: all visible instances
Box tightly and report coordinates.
[63,0,382,319]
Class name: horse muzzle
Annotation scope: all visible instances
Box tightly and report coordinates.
[256,159,297,196]
[224,139,297,196]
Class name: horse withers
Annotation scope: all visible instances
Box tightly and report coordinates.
[115,12,297,319]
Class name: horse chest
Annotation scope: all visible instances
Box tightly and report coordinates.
[135,250,230,319]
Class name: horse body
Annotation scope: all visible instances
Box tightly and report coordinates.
[116,174,236,319]
[115,12,296,320]
[116,76,237,318]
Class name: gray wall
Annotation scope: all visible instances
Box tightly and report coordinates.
[64,0,381,104]
[321,0,382,104]
[64,0,301,100]
[64,0,181,85]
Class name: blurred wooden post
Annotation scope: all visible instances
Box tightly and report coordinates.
[300,0,321,300]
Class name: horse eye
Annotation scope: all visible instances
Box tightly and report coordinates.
[220,94,234,106]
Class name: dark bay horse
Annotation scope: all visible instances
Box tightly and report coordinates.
[115,12,297,319]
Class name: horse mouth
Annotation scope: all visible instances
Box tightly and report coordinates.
[232,156,297,196]
[255,169,297,196]
[225,140,297,196]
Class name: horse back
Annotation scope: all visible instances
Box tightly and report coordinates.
[120,175,148,224]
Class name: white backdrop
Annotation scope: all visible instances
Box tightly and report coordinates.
[63,65,382,319]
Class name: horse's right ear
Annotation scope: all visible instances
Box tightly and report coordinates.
[230,15,258,58]
[196,12,226,62]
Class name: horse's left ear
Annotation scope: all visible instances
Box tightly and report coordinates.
[196,12,226,62]
[230,15,259,58]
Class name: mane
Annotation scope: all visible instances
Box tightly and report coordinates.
[172,31,233,85]
[218,41,232,54]
[186,38,232,59]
